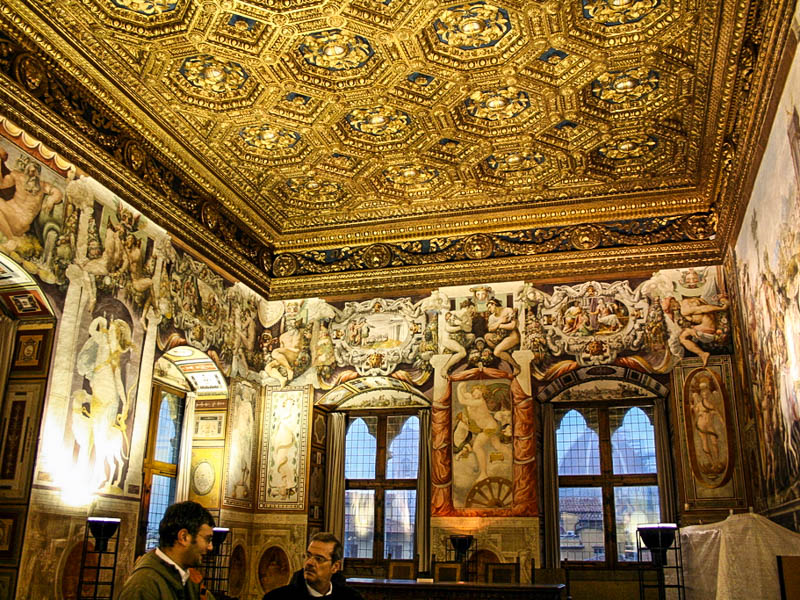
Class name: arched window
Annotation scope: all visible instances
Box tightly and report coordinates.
[344,412,420,563]
[555,403,660,565]
[138,383,186,553]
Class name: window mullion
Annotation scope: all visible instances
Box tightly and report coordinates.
[376,488,385,560]
[598,409,612,476]
[376,416,388,480]
[603,482,617,567]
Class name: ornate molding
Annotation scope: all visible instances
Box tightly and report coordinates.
[0,21,274,294]
[272,210,717,277]
[268,240,722,300]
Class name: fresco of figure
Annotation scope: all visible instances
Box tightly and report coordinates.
[678,294,729,366]
[485,298,521,375]
[596,299,622,332]
[0,149,63,251]
[228,386,254,500]
[71,316,133,490]
[268,393,300,499]
[454,385,497,481]
[265,319,307,387]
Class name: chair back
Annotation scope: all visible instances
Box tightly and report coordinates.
[485,558,520,584]
[431,555,462,582]
[532,567,572,600]
[387,554,417,580]
[778,555,800,600]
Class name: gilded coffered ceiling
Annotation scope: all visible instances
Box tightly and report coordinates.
[0,0,793,297]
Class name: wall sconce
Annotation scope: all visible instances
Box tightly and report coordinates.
[203,527,231,598]
[210,527,230,555]
[87,517,121,553]
[79,517,122,600]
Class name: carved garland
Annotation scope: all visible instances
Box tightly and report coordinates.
[271,211,716,277]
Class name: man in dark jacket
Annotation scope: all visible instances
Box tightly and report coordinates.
[263,532,364,599]
[119,501,216,600]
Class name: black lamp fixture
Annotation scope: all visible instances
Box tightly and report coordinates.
[87,517,121,553]
[637,523,677,566]
[449,534,474,562]
[637,523,683,600]
[210,527,230,556]
[79,517,122,599]
[203,527,232,598]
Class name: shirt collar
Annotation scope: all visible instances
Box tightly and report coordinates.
[155,547,190,586]
[305,580,333,597]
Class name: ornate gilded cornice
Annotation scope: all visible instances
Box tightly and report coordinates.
[272,209,717,278]
[268,239,722,300]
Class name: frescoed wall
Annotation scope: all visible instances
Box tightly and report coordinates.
[0,115,765,597]
[734,31,800,511]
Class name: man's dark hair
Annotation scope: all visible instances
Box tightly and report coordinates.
[158,501,215,548]
[309,532,343,564]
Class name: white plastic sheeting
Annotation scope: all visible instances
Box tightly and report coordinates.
[681,513,800,600]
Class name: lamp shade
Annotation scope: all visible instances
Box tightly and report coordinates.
[637,523,677,567]
[449,534,474,562]
[87,517,121,553]
[210,527,229,555]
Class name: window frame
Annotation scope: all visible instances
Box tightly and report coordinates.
[344,409,419,568]
[555,398,660,569]
[136,381,186,556]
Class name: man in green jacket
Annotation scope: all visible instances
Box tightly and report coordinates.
[119,501,216,600]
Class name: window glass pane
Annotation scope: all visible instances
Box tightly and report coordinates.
[154,391,184,464]
[345,417,377,479]
[384,490,416,559]
[556,408,600,475]
[611,406,657,475]
[145,474,177,550]
[614,485,661,562]
[344,490,375,559]
[387,416,419,479]
[559,487,604,562]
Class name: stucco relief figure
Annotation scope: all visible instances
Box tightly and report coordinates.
[0,149,63,251]
[231,304,257,376]
[312,319,336,380]
[82,219,125,313]
[678,294,729,366]
[683,368,732,487]
[485,298,521,375]
[690,380,724,471]
[71,316,133,490]
[442,300,477,373]
[118,234,157,326]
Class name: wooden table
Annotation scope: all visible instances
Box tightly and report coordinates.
[347,577,565,600]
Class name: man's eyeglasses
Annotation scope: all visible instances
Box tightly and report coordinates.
[304,552,332,564]
[195,533,213,545]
